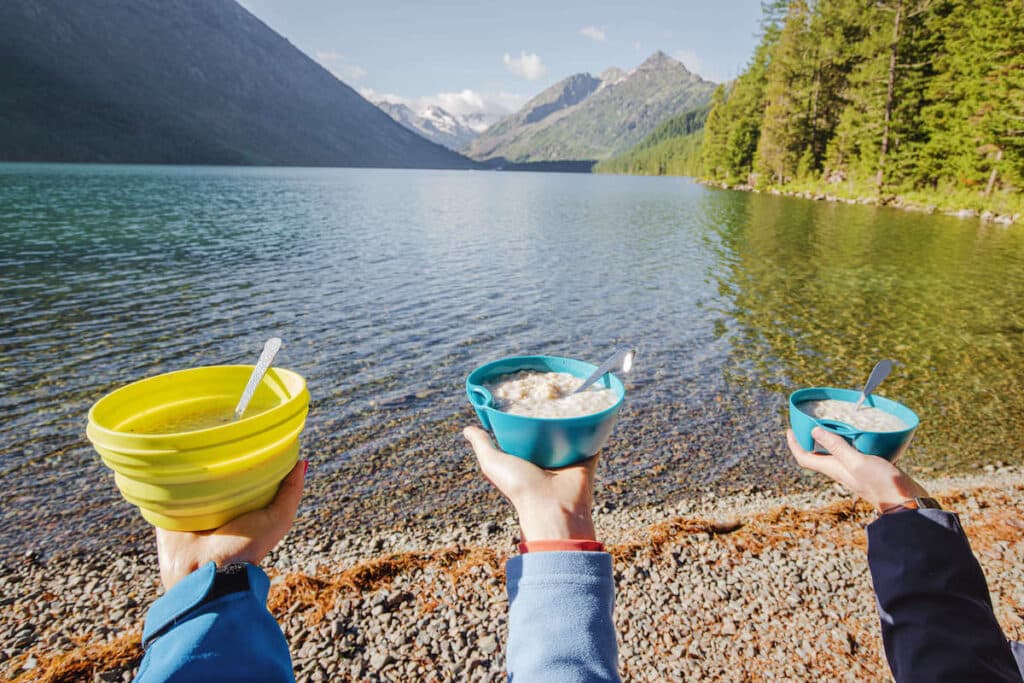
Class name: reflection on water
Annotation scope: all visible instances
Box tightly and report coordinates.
[707,190,1024,467]
[1,164,1022,559]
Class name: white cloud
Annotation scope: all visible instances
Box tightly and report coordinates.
[359,86,407,105]
[316,51,367,83]
[674,49,704,78]
[580,26,606,42]
[503,51,547,81]
[674,49,729,82]
[363,87,527,132]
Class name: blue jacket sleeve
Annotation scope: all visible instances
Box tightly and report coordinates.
[505,551,619,682]
[135,562,294,682]
[866,509,1024,682]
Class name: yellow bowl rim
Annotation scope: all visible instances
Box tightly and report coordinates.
[87,365,308,448]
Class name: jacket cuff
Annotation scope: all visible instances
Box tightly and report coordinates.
[519,539,605,554]
[142,562,271,649]
[866,507,962,536]
[506,550,613,594]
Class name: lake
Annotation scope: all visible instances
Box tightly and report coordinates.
[1,163,1022,560]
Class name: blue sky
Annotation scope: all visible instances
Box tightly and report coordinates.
[239,1,765,125]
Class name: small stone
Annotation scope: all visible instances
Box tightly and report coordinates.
[369,653,394,670]
[478,634,498,655]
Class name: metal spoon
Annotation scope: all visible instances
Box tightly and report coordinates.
[572,347,637,394]
[234,337,282,420]
[855,359,894,411]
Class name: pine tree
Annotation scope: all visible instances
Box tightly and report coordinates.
[700,0,786,184]
[921,0,1024,195]
[701,86,730,179]
[755,0,814,185]
[826,0,934,196]
[807,0,871,174]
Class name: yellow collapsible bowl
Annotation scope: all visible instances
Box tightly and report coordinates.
[86,365,310,531]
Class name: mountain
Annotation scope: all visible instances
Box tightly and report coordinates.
[374,100,479,151]
[594,102,712,176]
[466,51,716,163]
[0,0,474,168]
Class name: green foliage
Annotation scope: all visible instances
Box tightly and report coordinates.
[701,3,785,185]
[594,103,711,176]
[595,129,705,177]
[635,103,711,150]
[755,0,814,184]
[614,0,1021,215]
[919,0,1024,194]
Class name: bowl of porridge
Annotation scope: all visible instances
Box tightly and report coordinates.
[466,355,626,468]
[86,365,309,531]
[789,387,919,461]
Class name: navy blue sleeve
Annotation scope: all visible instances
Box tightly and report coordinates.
[505,551,620,682]
[867,509,1023,683]
[136,562,294,682]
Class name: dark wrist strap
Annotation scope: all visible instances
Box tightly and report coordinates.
[878,496,943,516]
[206,562,251,601]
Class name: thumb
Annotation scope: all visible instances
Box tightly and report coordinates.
[463,425,541,501]
[462,425,497,460]
[463,426,509,482]
[810,427,863,464]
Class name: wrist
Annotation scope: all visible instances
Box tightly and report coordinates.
[515,499,596,542]
[869,474,929,513]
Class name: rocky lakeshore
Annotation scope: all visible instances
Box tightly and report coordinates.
[701,180,1022,226]
[3,466,1023,683]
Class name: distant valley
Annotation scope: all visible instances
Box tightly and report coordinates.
[464,52,716,163]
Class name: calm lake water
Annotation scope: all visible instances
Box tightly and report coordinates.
[2,164,1022,560]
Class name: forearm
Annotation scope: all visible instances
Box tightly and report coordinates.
[137,562,294,682]
[506,551,620,683]
[867,509,1021,683]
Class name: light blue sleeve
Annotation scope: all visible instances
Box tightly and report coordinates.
[135,562,294,682]
[505,551,620,682]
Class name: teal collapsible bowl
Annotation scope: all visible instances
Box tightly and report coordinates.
[789,387,919,461]
[466,355,626,469]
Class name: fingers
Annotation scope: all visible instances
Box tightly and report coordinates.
[786,429,849,482]
[263,459,307,534]
[582,452,600,477]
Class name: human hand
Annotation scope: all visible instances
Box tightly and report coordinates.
[787,428,929,512]
[155,460,307,590]
[463,426,597,542]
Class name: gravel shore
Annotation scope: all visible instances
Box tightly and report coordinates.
[3,465,1023,682]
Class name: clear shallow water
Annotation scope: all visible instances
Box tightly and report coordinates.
[1,164,1022,560]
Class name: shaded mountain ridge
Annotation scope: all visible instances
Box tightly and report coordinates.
[0,0,474,168]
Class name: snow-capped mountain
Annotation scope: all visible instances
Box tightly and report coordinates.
[373,100,480,151]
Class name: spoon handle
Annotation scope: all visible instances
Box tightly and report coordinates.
[855,359,894,410]
[573,347,636,395]
[234,337,283,420]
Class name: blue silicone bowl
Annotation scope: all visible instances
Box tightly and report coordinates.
[789,387,919,461]
[466,355,626,469]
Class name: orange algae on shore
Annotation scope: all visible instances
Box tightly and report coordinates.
[12,483,1024,681]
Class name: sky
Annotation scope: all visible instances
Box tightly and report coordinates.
[238,1,765,127]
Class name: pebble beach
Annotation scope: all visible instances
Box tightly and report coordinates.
[3,464,1023,682]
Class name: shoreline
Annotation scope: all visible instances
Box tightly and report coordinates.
[4,465,1023,681]
[699,179,1021,226]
